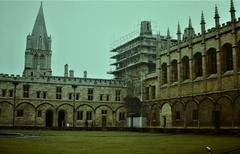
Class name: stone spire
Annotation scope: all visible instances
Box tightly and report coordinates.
[200,11,206,34]
[188,17,193,29]
[23,2,52,77]
[214,4,220,28]
[177,22,181,42]
[230,0,236,22]
[30,2,51,50]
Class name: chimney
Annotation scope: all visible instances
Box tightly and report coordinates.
[69,70,74,78]
[64,64,68,77]
[84,70,87,78]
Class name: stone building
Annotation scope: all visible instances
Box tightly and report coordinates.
[143,0,240,128]
[0,3,127,128]
[1,0,240,129]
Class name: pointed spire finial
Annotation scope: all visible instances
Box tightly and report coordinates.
[201,11,205,24]
[167,27,170,39]
[230,0,236,22]
[230,0,235,12]
[214,4,220,19]
[177,22,181,34]
[188,17,192,28]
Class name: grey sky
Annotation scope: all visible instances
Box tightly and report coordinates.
[0,0,239,79]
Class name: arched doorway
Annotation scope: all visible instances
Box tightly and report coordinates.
[45,110,53,127]
[58,110,65,127]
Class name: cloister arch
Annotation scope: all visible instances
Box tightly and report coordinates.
[159,103,172,128]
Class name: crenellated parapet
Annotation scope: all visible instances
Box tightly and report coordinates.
[0,74,127,87]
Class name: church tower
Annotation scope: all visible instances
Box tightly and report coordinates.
[23,3,52,77]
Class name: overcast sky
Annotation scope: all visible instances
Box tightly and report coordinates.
[0,0,239,79]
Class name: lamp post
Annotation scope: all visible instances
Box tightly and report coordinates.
[12,81,18,127]
[72,85,77,128]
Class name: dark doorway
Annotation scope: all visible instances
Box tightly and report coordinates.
[163,116,166,128]
[58,110,65,127]
[102,116,107,127]
[213,110,220,129]
[46,110,53,127]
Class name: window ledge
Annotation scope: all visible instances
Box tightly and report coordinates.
[181,79,191,84]
[207,73,218,79]
[222,70,233,77]
[193,76,203,82]
[170,82,178,86]
[161,84,168,88]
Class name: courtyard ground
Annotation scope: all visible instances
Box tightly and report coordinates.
[0,129,239,154]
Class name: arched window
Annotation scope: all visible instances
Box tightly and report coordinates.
[33,54,38,69]
[207,48,217,75]
[171,60,178,82]
[222,43,233,72]
[182,56,189,80]
[40,55,45,69]
[162,63,168,84]
[194,52,202,78]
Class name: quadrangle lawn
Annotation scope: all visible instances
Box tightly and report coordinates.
[0,129,239,154]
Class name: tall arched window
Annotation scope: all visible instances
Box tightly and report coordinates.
[162,63,168,84]
[40,55,45,69]
[222,43,233,72]
[207,48,217,75]
[33,54,38,69]
[182,56,189,80]
[171,60,178,82]
[194,52,202,78]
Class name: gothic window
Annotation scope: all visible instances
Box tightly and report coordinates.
[76,93,80,100]
[36,91,41,98]
[207,48,217,75]
[151,86,156,99]
[68,93,72,100]
[182,56,190,80]
[77,111,83,120]
[175,111,180,120]
[106,95,110,101]
[162,63,168,84]
[16,110,24,117]
[145,87,149,100]
[88,88,93,101]
[37,110,42,117]
[100,94,103,101]
[119,112,125,121]
[194,52,203,78]
[86,111,92,120]
[33,54,38,69]
[222,43,233,72]
[171,60,178,82]
[40,55,45,69]
[43,91,47,99]
[1,89,6,97]
[9,90,13,97]
[102,110,107,115]
[56,87,62,99]
[23,85,29,98]
[115,90,121,101]
[192,110,198,120]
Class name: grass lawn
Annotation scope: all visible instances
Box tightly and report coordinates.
[0,130,239,154]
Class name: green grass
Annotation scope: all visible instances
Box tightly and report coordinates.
[0,130,239,154]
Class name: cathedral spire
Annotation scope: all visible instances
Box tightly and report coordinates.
[31,2,50,50]
[32,2,47,37]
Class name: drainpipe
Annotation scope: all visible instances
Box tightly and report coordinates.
[12,81,19,127]
[72,85,77,128]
